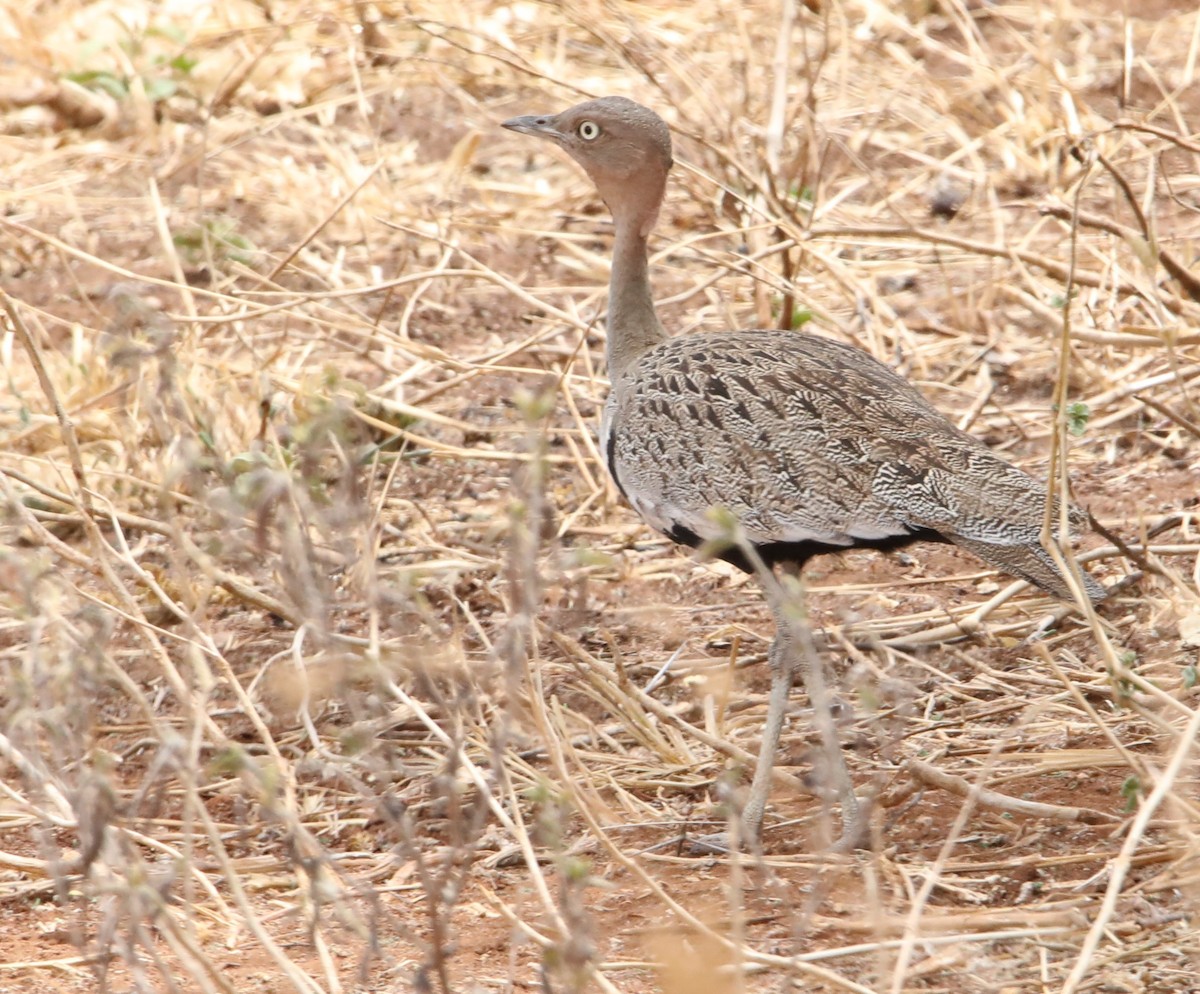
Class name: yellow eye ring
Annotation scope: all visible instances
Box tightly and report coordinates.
[578,120,600,140]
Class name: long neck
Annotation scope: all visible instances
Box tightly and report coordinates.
[605,216,667,382]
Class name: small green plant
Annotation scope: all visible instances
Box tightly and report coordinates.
[208,745,249,776]
[770,298,813,330]
[1066,401,1091,436]
[67,68,134,101]
[788,183,814,205]
[790,305,813,328]
[173,218,258,267]
[1108,649,1139,704]
[67,22,199,106]
[1120,775,1142,812]
[558,854,592,883]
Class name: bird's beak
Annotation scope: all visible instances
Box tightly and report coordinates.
[501,114,562,142]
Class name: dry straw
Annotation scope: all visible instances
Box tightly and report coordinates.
[1,1,1198,992]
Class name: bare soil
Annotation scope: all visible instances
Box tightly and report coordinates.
[1,1,1198,992]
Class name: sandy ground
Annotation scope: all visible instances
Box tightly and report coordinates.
[2,1,1199,991]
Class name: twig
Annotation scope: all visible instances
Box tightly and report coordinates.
[902,759,1120,825]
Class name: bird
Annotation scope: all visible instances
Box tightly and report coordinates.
[502,95,1104,849]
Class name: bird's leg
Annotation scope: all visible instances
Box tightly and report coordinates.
[758,571,862,849]
[685,631,796,854]
[683,634,793,856]
[688,554,863,854]
[738,628,794,845]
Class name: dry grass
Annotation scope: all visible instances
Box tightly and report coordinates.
[2,1,1199,991]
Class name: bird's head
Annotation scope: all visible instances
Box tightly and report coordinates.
[503,96,674,237]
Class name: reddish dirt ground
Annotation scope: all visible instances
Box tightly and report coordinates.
[3,0,1200,991]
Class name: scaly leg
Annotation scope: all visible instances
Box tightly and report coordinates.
[738,630,795,844]
[690,569,862,853]
[738,579,861,848]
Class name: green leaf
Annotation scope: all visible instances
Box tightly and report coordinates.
[67,69,129,100]
[1120,775,1141,812]
[208,746,248,775]
[1066,401,1091,437]
[168,53,199,74]
[559,855,591,882]
[143,76,178,102]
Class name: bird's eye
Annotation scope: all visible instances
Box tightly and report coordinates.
[578,120,601,140]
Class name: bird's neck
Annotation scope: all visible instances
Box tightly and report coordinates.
[606,215,667,382]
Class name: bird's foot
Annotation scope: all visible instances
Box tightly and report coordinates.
[681,831,738,856]
[677,796,869,857]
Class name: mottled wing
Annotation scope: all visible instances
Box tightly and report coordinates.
[603,330,1101,599]
[604,333,915,548]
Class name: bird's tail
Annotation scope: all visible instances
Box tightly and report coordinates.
[951,535,1106,604]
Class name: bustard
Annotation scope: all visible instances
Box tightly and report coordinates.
[503,96,1103,848]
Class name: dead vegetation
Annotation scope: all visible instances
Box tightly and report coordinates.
[1,1,1198,992]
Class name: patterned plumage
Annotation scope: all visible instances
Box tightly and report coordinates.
[503,96,1102,847]
[604,330,1104,601]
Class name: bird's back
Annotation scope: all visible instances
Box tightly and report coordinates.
[603,330,1102,601]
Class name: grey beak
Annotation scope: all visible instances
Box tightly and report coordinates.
[501,114,560,139]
